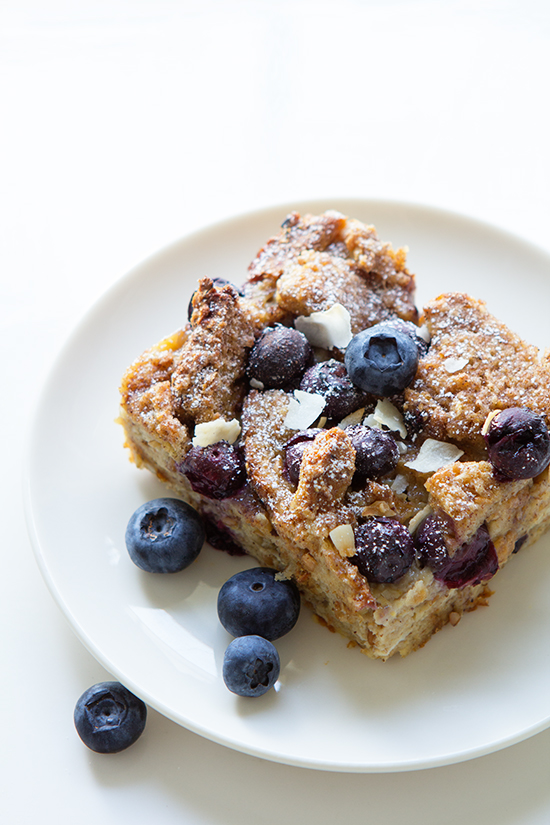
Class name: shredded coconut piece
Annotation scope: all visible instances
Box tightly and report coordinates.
[192,417,241,447]
[284,390,326,429]
[391,473,409,494]
[404,438,464,473]
[443,356,469,373]
[295,303,353,349]
[329,524,356,557]
[337,408,365,429]
[481,409,501,436]
[249,377,264,390]
[417,324,431,343]
[366,399,407,438]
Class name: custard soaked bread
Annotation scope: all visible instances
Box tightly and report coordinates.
[119,211,550,660]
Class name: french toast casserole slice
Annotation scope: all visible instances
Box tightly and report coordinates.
[119,210,550,660]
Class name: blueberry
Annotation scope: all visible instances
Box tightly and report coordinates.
[282,428,324,485]
[74,682,147,753]
[416,515,498,588]
[204,517,247,556]
[350,518,415,583]
[483,407,550,481]
[222,636,280,697]
[217,567,301,641]
[187,278,243,320]
[247,325,312,389]
[346,424,399,480]
[377,319,430,358]
[299,359,370,420]
[180,441,246,499]
[344,323,419,396]
[125,497,205,573]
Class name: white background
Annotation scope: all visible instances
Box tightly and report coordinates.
[3,1,550,822]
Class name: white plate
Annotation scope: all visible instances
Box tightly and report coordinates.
[25,198,550,773]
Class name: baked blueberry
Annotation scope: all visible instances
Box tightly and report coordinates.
[350,518,415,583]
[346,424,399,480]
[74,682,147,753]
[344,323,419,396]
[217,567,301,641]
[282,428,323,485]
[416,515,498,588]
[299,359,370,420]
[222,636,280,697]
[247,325,312,389]
[204,517,247,556]
[180,441,246,499]
[125,497,205,573]
[483,407,550,481]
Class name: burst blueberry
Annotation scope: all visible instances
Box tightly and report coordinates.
[344,322,419,396]
[217,567,301,640]
[483,407,550,481]
[416,515,499,588]
[247,325,312,389]
[181,441,246,499]
[299,359,370,420]
[74,682,147,753]
[222,636,280,697]
[350,518,415,583]
[125,497,205,573]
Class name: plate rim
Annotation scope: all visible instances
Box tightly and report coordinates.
[23,196,550,773]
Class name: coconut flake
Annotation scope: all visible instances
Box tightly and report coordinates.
[295,304,353,349]
[443,356,469,374]
[404,438,464,473]
[192,417,241,447]
[366,399,407,438]
[337,408,365,429]
[249,377,264,390]
[284,390,326,429]
[417,324,431,343]
[329,524,356,557]
[391,473,409,494]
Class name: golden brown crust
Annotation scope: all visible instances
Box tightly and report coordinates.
[405,293,550,451]
[171,278,256,424]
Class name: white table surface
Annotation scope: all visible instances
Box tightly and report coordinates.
[3,1,550,822]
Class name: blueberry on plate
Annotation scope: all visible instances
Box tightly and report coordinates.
[217,567,301,640]
[222,636,280,697]
[74,682,147,753]
[344,322,419,396]
[125,497,205,573]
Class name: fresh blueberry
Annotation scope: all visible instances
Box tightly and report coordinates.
[247,325,312,389]
[346,424,399,480]
[187,278,243,320]
[222,635,280,697]
[180,441,246,499]
[483,407,550,481]
[299,359,370,420]
[282,428,324,485]
[416,515,498,588]
[125,497,205,573]
[217,567,301,641]
[74,682,147,753]
[344,323,419,396]
[350,518,415,583]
